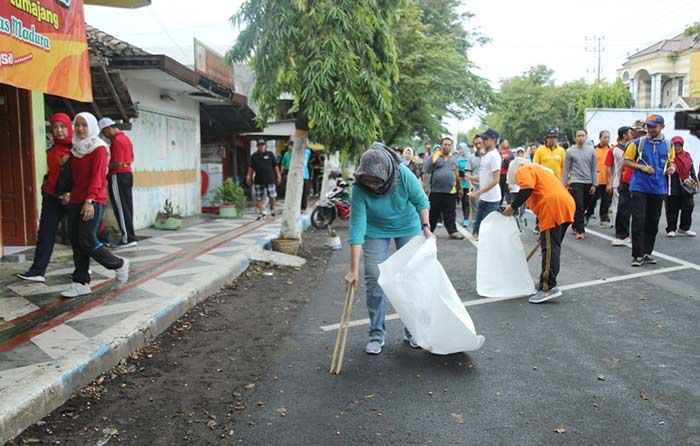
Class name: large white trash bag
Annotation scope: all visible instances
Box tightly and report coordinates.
[476,212,535,298]
[378,236,485,354]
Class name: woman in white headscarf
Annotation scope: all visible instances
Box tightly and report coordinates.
[61,112,129,298]
[345,142,432,355]
[401,147,421,178]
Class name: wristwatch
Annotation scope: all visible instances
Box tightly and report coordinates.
[421,223,430,230]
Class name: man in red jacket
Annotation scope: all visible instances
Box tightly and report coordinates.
[99,118,137,247]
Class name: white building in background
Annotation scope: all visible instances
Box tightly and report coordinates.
[618,32,700,110]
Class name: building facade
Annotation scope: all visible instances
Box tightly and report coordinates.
[618,33,700,109]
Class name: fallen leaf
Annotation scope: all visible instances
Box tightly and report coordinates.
[244,383,256,390]
[553,427,567,434]
[450,413,464,424]
[233,402,247,411]
[206,419,218,429]
[364,394,375,399]
[640,392,649,400]
[597,374,606,381]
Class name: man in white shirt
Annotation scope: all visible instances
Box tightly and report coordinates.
[470,128,503,237]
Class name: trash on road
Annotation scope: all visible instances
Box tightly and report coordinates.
[476,213,535,298]
[378,236,485,354]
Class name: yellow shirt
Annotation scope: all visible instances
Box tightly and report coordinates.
[533,145,566,181]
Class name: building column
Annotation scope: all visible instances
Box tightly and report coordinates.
[629,79,637,107]
[650,74,663,108]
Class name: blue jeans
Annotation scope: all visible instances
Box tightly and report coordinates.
[363,235,415,342]
[472,200,501,235]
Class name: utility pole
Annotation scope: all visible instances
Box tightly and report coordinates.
[585,35,605,83]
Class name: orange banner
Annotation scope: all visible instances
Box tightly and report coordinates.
[0,0,91,102]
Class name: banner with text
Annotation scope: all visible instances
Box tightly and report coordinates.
[0,0,92,102]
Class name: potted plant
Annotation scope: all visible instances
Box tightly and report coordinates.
[214,178,246,218]
[154,199,183,230]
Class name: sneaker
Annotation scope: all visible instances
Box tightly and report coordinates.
[575,233,584,240]
[449,232,465,240]
[17,272,45,283]
[115,258,130,285]
[365,340,385,355]
[112,240,138,248]
[666,231,676,238]
[270,209,277,217]
[437,222,443,228]
[61,282,91,298]
[256,213,267,221]
[631,257,644,267]
[643,254,657,265]
[622,237,631,243]
[599,221,612,229]
[528,287,562,304]
[678,229,696,237]
[462,219,469,228]
[611,238,627,246]
[403,331,421,349]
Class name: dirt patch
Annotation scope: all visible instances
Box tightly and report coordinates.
[11,228,332,446]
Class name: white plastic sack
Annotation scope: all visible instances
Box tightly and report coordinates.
[476,212,535,298]
[378,236,485,355]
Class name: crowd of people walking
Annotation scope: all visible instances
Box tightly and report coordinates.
[346,114,697,354]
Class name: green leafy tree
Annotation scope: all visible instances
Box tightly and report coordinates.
[383,0,492,145]
[485,66,632,146]
[228,1,400,239]
[685,22,700,41]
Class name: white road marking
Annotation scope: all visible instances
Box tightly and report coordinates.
[584,228,700,270]
[319,265,693,332]
[31,324,89,359]
[455,224,478,249]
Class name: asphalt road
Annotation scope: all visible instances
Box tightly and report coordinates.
[232,209,700,446]
[11,208,699,446]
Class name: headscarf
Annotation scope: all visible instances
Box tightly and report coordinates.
[674,148,693,181]
[50,113,73,147]
[72,112,108,159]
[355,141,401,196]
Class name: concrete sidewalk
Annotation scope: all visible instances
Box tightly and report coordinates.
[0,208,311,444]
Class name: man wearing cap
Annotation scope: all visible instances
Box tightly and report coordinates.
[421,137,465,239]
[469,128,502,237]
[623,114,676,267]
[99,117,137,248]
[247,140,282,220]
[533,128,566,181]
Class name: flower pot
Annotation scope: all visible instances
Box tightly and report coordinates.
[271,238,301,255]
[154,217,182,230]
[219,204,239,218]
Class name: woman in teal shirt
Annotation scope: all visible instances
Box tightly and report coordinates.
[345,142,432,355]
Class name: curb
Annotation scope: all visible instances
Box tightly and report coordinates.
[1,213,312,445]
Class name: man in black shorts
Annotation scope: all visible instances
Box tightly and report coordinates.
[247,140,281,220]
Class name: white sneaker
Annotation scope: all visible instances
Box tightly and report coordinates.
[115,258,130,285]
[666,231,676,237]
[17,272,45,282]
[678,229,696,237]
[365,340,385,355]
[61,282,91,298]
[611,238,626,246]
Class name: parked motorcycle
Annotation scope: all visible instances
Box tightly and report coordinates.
[311,179,351,229]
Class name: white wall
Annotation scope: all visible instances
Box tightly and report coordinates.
[585,108,700,172]
[115,75,201,230]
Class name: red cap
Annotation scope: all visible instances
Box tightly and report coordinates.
[671,136,684,145]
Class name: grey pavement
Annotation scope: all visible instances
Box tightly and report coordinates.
[0,207,311,445]
[231,208,700,446]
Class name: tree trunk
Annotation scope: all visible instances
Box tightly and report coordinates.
[280,113,308,240]
[319,151,341,200]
